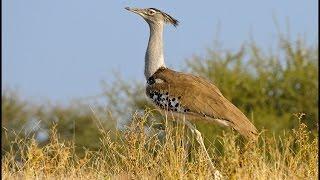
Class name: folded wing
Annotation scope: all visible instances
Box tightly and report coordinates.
[146,67,258,141]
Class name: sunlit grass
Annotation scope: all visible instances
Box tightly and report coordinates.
[2,111,318,179]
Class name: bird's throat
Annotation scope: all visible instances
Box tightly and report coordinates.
[145,22,166,79]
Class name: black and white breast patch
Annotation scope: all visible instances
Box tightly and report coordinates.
[148,91,190,113]
[147,77,164,85]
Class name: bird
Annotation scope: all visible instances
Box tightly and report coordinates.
[125,7,258,141]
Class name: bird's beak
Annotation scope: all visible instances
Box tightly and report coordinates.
[125,7,144,16]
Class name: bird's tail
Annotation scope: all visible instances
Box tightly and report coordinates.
[232,120,259,142]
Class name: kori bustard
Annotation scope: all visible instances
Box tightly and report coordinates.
[125,7,258,178]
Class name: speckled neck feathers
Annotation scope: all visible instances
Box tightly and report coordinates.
[145,22,166,79]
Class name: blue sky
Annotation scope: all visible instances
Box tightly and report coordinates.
[2,0,318,104]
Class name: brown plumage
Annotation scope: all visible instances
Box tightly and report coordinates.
[146,67,258,141]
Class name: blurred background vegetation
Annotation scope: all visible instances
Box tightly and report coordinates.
[2,35,318,156]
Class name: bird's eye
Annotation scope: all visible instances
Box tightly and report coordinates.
[148,9,156,15]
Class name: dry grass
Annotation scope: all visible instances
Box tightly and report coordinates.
[2,112,318,180]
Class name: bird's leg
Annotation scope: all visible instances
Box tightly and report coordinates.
[182,117,223,180]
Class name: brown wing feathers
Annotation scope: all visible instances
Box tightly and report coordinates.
[146,67,258,141]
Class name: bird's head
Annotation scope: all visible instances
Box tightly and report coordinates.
[125,7,179,27]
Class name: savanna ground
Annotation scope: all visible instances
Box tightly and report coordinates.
[2,36,319,179]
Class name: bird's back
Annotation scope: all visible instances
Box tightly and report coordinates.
[146,67,258,141]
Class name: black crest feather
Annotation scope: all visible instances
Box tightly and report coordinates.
[149,8,179,27]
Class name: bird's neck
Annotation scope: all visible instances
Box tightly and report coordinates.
[145,22,166,79]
